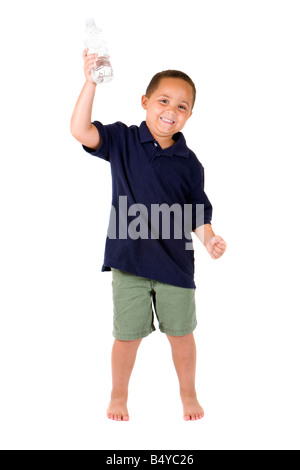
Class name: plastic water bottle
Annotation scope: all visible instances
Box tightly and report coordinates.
[84,18,113,84]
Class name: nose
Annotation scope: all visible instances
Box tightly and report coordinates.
[166,104,176,115]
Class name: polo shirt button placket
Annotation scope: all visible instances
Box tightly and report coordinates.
[150,141,161,163]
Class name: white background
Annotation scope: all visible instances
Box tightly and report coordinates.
[0,0,299,450]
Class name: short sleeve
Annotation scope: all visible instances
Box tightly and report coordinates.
[190,163,213,230]
[82,121,124,162]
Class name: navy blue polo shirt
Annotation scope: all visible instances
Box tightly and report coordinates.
[83,121,212,289]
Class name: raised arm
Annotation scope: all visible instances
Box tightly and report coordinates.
[70,49,101,150]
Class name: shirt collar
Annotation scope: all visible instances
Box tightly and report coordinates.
[138,121,189,158]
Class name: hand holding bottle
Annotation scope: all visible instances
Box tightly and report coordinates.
[82,48,99,84]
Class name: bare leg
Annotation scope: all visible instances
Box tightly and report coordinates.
[167,333,204,420]
[107,338,142,421]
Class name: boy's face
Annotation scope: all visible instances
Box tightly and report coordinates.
[141,77,193,146]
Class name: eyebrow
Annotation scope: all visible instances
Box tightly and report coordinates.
[158,94,191,107]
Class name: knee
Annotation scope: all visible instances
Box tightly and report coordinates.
[167,332,194,344]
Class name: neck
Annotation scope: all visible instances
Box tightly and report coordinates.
[158,137,176,149]
[145,122,175,149]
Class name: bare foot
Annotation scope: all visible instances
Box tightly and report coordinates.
[107,397,129,421]
[181,394,204,421]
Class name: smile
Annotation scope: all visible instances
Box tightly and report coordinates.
[160,117,175,125]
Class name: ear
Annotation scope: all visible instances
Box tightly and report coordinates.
[187,111,193,120]
[141,95,148,110]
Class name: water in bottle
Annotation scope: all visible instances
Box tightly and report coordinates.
[84,18,113,84]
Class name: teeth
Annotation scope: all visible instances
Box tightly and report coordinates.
[161,117,174,124]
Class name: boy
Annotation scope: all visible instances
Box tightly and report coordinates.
[71,49,227,421]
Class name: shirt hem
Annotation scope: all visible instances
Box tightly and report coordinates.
[101,260,196,289]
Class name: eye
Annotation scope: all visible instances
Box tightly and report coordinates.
[160,99,168,104]
[179,105,187,111]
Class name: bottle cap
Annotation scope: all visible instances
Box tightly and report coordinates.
[86,18,96,27]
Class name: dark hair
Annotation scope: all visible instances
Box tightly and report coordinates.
[145,70,196,109]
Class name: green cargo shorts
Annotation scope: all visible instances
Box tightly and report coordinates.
[111,268,197,340]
